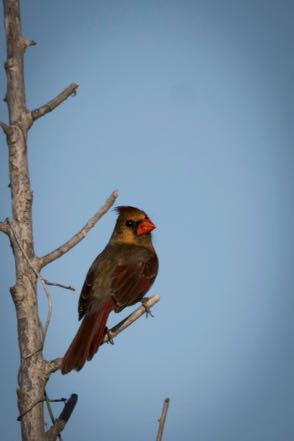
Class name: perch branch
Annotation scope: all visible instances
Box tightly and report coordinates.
[37,190,118,268]
[31,83,79,122]
[156,398,170,441]
[45,394,78,441]
[102,295,160,344]
[46,295,160,375]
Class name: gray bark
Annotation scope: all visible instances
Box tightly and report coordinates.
[1,1,83,439]
[3,0,46,439]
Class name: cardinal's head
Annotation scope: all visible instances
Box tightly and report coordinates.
[111,206,156,244]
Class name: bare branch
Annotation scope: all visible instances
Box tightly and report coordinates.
[38,190,118,268]
[0,121,12,136]
[45,420,65,441]
[0,220,10,236]
[44,280,75,291]
[31,83,79,122]
[45,394,78,441]
[156,398,170,441]
[102,295,160,345]
[58,394,78,423]
[46,358,62,376]
[22,38,37,49]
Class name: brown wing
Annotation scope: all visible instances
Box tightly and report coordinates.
[78,264,97,320]
[78,249,114,320]
[78,245,158,319]
[111,253,158,312]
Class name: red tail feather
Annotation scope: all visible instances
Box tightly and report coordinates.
[61,300,113,374]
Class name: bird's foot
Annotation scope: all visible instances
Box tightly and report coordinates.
[104,327,114,345]
[141,298,154,318]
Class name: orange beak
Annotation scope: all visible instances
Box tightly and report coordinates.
[136,218,156,236]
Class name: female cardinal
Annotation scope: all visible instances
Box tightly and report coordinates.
[61,206,158,374]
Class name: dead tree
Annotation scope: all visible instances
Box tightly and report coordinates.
[0,1,159,440]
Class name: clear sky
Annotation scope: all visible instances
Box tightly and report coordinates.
[0,1,294,440]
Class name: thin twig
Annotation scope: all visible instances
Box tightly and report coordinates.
[44,280,75,291]
[31,83,79,122]
[40,280,53,342]
[7,220,52,342]
[38,190,118,268]
[156,398,170,441]
[44,390,63,441]
[58,394,78,422]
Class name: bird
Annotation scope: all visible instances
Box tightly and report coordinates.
[61,206,158,374]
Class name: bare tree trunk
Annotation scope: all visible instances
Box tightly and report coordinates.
[1,1,88,439]
[0,1,160,440]
[2,0,46,439]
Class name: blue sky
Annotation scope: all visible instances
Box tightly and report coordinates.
[0,1,294,440]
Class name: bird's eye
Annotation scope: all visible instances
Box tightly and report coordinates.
[126,220,135,228]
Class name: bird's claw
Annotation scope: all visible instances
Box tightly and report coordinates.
[141,298,154,318]
[104,327,114,345]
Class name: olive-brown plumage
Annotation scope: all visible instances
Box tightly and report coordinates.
[61,206,158,374]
